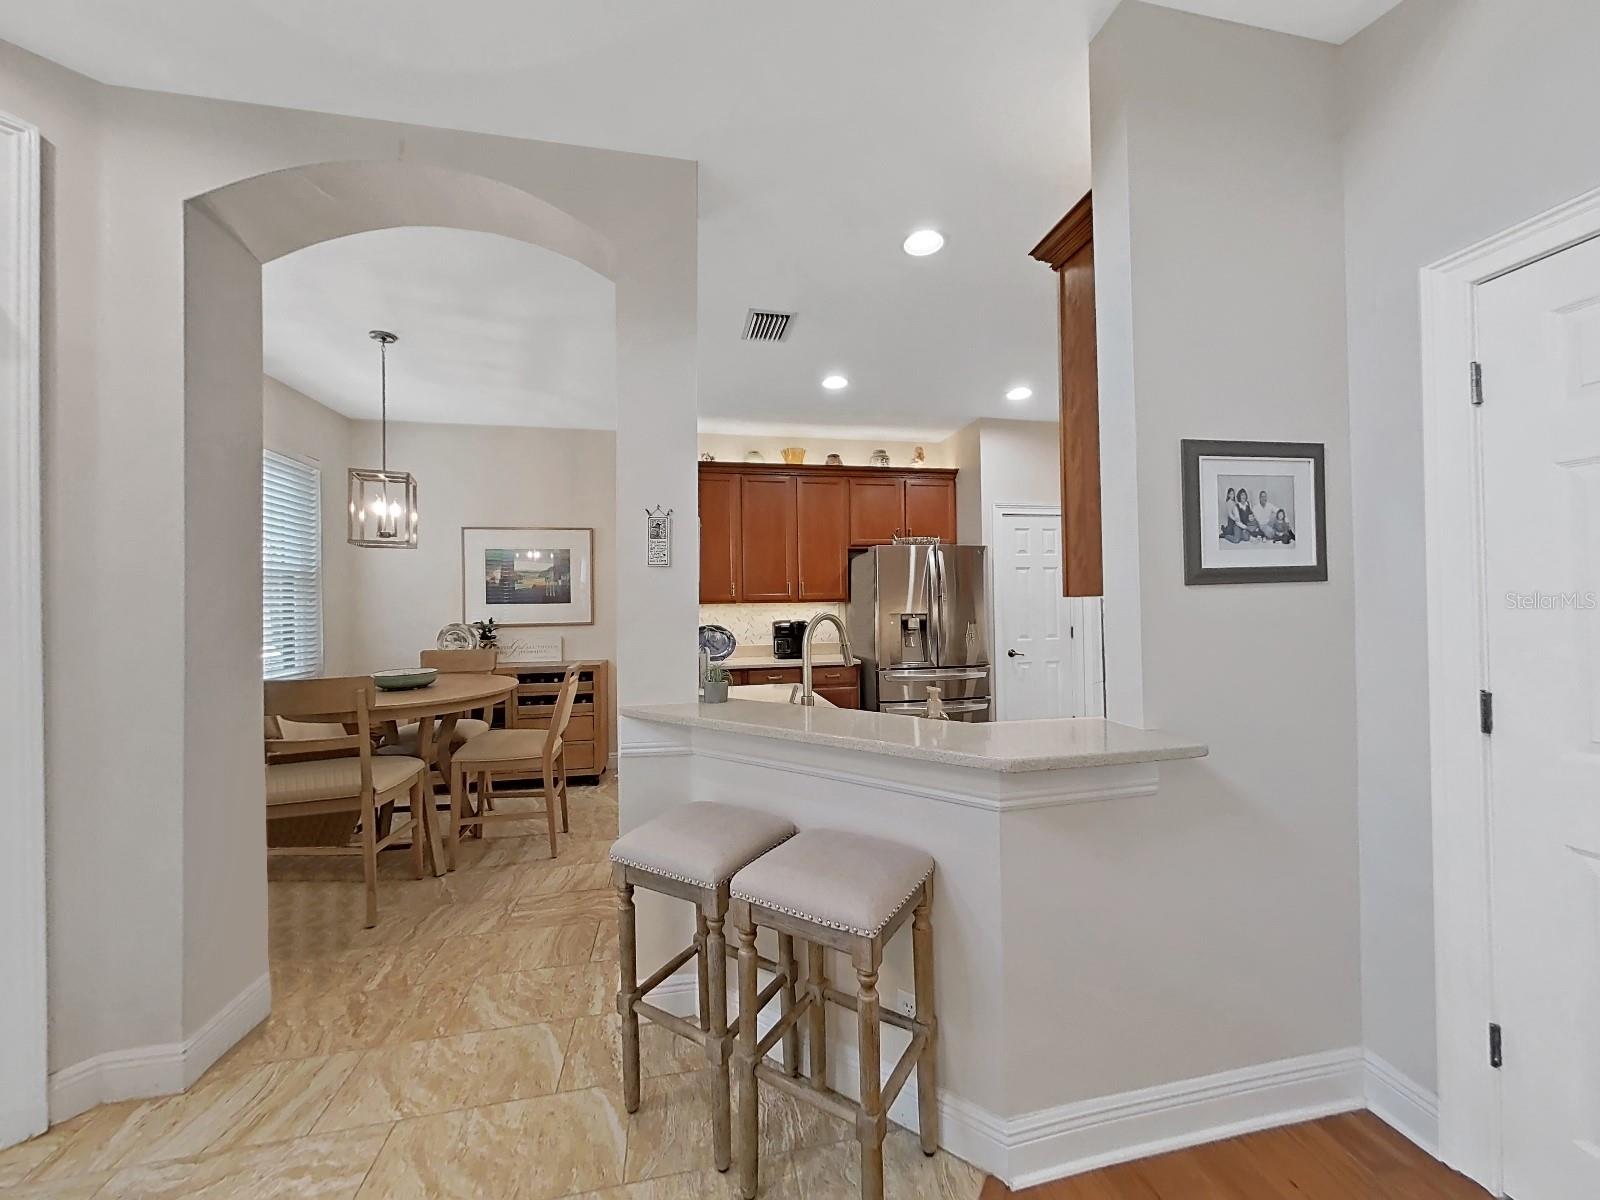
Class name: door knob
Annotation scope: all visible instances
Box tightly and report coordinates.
[1008,649,1024,658]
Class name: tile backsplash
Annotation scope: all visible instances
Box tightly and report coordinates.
[699,602,843,650]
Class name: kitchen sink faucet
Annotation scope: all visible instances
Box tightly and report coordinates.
[799,612,853,706]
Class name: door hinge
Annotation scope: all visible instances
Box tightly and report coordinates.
[1489,1022,1503,1069]
[1470,360,1484,406]
[1479,689,1494,735]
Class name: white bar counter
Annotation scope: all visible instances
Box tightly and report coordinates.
[618,700,1210,1186]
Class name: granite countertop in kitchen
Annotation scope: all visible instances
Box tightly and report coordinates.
[623,700,1208,773]
[721,646,861,670]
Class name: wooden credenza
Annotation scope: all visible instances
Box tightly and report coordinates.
[495,659,610,778]
[699,462,958,604]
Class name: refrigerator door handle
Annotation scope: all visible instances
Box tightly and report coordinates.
[881,667,990,681]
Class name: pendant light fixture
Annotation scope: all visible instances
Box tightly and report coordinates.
[347,330,419,548]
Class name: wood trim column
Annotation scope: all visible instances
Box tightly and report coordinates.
[1031,192,1103,598]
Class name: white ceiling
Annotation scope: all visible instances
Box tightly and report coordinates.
[262,227,616,429]
[3,0,1399,439]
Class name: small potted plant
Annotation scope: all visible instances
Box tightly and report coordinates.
[702,665,731,704]
[472,618,499,649]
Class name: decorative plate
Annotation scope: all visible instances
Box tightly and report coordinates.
[436,622,479,651]
[374,667,439,691]
[698,624,737,662]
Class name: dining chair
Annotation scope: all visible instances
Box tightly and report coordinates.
[447,664,582,865]
[377,647,502,755]
[265,676,430,927]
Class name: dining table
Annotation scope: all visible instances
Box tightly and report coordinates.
[300,672,517,876]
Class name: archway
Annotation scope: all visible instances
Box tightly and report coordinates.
[176,156,693,1087]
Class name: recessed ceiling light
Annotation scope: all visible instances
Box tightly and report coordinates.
[1006,385,1033,402]
[822,374,849,391]
[902,229,945,257]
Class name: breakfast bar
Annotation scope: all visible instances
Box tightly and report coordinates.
[618,700,1207,1185]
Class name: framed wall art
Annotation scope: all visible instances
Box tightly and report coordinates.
[461,526,594,626]
[1181,440,1327,585]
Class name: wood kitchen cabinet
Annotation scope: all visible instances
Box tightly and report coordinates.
[698,462,958,603]
[903,476,957,542]
[795,476,851,601]
[698,471,741,603]
[848,476,907,545]
[738,473,798,601]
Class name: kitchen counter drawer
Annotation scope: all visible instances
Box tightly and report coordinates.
[734,667,803,685]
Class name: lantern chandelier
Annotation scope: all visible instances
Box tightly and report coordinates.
[347,330,419,549]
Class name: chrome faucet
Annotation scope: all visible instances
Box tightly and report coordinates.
[799,613,853,706]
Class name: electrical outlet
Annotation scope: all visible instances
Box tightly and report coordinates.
[893,989,916,1018]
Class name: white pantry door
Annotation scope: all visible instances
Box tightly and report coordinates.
[1479,234,1600,1199]
[993,508,1103,720]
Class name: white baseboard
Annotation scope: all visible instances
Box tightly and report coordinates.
[652,971,1371,1187]
[1362,1051,1439,1157]
[993,1048,1365,1188]
[48,973,271,1124]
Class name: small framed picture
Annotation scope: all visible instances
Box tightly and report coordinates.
[1181,440,1327,585]
[461,526,594,626]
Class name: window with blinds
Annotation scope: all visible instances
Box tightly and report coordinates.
[262,450,323,679]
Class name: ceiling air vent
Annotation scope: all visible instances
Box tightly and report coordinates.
[742,309,794,343]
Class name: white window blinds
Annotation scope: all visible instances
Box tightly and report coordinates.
[262,450,323,680]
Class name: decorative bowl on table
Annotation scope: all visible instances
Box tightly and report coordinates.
[373,667,439,691]
[698,624,737,662]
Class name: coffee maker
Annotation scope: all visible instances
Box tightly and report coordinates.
[771,619,808,660]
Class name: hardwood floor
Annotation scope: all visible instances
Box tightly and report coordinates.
[980,1112,1490,1199]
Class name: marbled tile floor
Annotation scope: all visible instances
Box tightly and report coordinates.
[0,776,984,1199]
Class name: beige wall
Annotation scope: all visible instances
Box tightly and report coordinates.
[697,431,948,468]
[262,376,358,673]
[345,419,620,745]
[2,35,698,1109]
[1085,2,1361,1101]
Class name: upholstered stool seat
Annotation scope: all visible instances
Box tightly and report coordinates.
[729,830,933,938]
[611,802,796,889]
[610,803,799,1175]
[729,829,938,1200]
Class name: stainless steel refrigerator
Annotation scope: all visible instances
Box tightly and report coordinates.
[846,544,992,721]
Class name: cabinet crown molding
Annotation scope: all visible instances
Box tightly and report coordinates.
[1030,190,1093,271]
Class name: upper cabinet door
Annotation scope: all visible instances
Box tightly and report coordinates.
[698,472,741,603]
[848,477,905,546]
[738,473,798,601]
[903,476,958,543]
[795,476,851,601]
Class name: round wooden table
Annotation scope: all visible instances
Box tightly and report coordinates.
[372,673,516,875]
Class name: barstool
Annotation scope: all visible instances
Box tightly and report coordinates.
[729,830,937,1200]
[609,802,799,1172]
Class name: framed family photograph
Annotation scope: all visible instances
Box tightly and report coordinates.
[461,526,594,626]
[1181,440,1327,585]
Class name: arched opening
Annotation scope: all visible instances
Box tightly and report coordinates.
[179,157,683,1070]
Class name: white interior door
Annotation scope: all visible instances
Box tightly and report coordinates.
[1479,234,1600,1199]
[993,507,1104,720]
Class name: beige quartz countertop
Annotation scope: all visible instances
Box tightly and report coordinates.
[719,648,860,670]
[622,700,1207,773]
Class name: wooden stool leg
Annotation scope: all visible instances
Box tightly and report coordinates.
[806,942,828,1090]
[912,882,938,1155]
[695,911,712,1033]
[777,933,800,1077]
[615,876,641,1113]
[735,908,761,1200]
[855,955,885,1200]
[706,905,732,1173]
